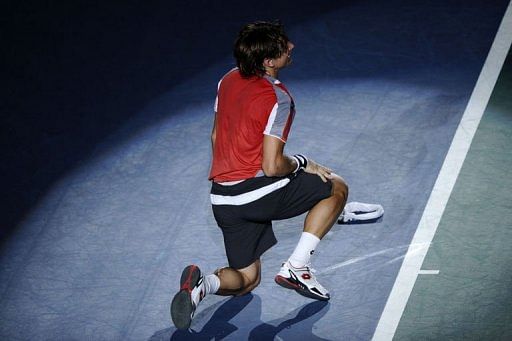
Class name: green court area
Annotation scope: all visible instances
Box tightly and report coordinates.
[395,50,512,339]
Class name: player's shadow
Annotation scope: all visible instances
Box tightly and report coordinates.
[150,294,253,341]
[149,293,330,340]
[248,299,329,340]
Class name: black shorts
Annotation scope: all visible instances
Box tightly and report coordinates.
[211,171,333,269]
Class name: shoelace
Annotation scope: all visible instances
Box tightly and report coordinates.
[304,263,317,274]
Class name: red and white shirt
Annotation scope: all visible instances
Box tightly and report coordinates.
[209,68,296,182]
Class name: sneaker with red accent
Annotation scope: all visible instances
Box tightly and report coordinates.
[275,261,330,301]
[171,265,206,330]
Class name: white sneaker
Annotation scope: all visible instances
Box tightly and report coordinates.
[171,265,206,330]
[275,261,330,301]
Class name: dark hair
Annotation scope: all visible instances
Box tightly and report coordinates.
[234,21,289,78]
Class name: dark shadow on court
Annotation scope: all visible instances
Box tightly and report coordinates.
[150,294,253,341]
[248,299,329,340]
[149,294,329,340]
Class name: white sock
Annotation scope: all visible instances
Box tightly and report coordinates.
[288,232,321,268]
[204,274,220,294]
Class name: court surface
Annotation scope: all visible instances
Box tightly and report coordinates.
[1,1,511,340]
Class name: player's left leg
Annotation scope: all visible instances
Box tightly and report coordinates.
[170,260,261,330]
[274,172,348,300]
[303,173,348,238]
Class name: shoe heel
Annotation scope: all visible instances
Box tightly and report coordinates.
[275,275,299,290]
[180,265,200,289]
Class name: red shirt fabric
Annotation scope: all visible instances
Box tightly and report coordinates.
[209,69,296,182]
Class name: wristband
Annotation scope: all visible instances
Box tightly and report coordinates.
[292,154,308,173]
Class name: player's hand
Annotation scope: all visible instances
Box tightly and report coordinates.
[305,159,333,183]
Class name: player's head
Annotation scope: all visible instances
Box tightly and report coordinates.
[234,21,293,78]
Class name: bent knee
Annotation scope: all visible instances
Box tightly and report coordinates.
[215,266,261,294]
[330,174,349,199]
[244,270,261,289]
[236,271,261,296]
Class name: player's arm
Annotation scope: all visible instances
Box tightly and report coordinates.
[262,134,333,182]
[262,135,296,177]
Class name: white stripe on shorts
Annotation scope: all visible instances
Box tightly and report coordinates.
[210,178,290,206]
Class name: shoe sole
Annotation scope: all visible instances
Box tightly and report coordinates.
[275,275,330,301]
[171,265,201,330]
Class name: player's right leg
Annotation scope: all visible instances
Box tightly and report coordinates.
[215,259,261,296]
[170,265,212,330]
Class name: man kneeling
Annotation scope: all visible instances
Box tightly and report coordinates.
[171,21,348,330]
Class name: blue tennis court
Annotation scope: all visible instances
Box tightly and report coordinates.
[1,1,511,340]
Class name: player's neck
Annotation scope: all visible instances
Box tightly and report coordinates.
[264,69,279,79]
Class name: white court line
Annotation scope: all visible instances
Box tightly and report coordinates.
[372,2,512,340]
[418,270,439,275]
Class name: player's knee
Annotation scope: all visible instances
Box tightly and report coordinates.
[244,269,261,290]
[251,273,261,288]
[215,267,245,292]
[331,174,349,203]
[236,270,261,295]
